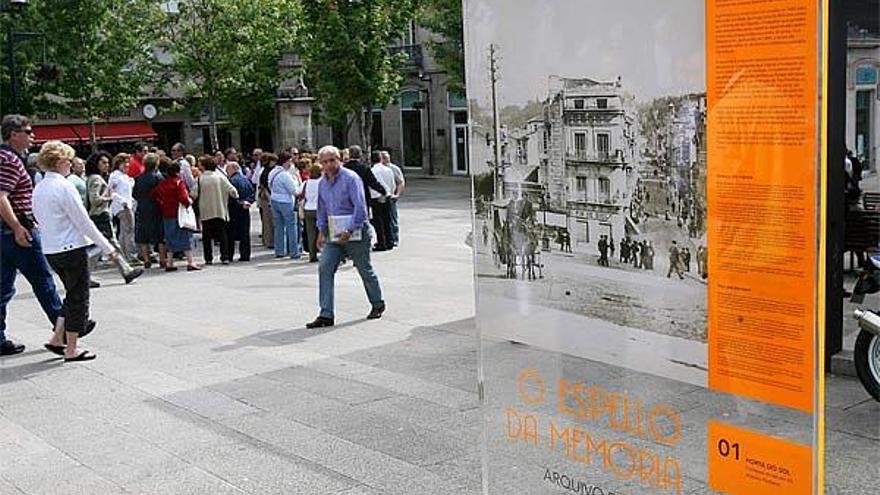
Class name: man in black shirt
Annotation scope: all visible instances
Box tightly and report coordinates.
[342,145,386,201]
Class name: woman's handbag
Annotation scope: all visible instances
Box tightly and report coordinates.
[178,204,197,231]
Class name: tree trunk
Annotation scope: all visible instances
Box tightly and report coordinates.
[89,117,98,153]
[209,100,220,153]
[362,106,374,153]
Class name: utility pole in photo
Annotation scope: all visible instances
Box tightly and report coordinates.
[489,43,502,200]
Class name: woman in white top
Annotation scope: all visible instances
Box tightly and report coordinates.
[32,141,140,362]
[303,164,322,262]
[108,153,137,263]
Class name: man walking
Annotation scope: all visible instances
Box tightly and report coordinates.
[380,151,404,246]
[226,162,255,262]
[0,115,64,355]
[306,146,385,328]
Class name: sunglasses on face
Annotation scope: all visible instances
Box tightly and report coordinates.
[15,128,33,135]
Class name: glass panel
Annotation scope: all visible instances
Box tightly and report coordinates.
[449,90,469,110]
[401,110,423,168]
[400,90,421,110]
[466,1,825,494]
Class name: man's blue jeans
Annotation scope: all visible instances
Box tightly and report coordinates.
[318,226,384,319]
[389,198,399,246]
[0,228,63,342]
[271,200,301,258]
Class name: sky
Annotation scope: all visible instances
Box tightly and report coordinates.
[464,0,707,108]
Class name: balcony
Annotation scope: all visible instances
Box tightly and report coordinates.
[566,149,625,164]
[390,44,423,71]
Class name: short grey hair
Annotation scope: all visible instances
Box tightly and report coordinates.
[226,161,241,173]
[347,145,362,160]
[1,114,29,141]
[171,142,186,153]
[318,145,341,160]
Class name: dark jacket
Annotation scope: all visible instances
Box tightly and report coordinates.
[343,159,386,203]
[229,171,256,210]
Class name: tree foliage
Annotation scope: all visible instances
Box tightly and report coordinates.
[418,0,464,93]
[165,0,299,152]
[0,0,164,147]
[297,0,418,148]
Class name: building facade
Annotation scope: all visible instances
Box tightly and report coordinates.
[309,24,468,176]
[541,77,637,244]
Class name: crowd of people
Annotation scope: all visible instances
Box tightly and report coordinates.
[0,114,406,359]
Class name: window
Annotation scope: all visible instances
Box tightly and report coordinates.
[573,99,585,110]
[597,98,608,109]
[597,133,610,159]
[574,132,587,155]
[598,177,611,203]
[371,110,384,148]
[576,177,587,193]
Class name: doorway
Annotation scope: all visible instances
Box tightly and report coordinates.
[451,111,469,175]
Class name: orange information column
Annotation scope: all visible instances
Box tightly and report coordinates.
[706,0,820,414]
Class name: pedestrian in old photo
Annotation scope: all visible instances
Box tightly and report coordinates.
[682,247,691,272]
[620,237,630,263]
[631,240,641,268]
[306,146,385,329]
[667,241,684,279]
[598,235,609,266]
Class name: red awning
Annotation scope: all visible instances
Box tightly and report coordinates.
[32,122,157,144]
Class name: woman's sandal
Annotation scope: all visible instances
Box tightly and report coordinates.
[44,343,65,356]
[64,350,97,362]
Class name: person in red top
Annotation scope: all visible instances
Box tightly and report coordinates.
[149,162,200,272]
[127,141,148,178]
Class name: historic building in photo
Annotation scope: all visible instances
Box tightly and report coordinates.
[540,76,637,245]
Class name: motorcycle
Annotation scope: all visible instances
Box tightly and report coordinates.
[850,254,880,401]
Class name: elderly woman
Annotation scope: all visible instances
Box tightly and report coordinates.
[191,155,238,265]
[133,153,167,268]
[108,153,137,263]
[150,161,200,272]
[32,141,123,361]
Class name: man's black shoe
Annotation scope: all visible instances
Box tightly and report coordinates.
[306,316,334,328]
[367,305,385,320]
[123,268,145,285]
[0,340,25,356]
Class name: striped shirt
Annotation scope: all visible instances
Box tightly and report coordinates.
[0,144,33,226]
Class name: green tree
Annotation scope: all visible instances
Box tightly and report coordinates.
[165,0,299,152]
[1,0,164,149]
[419,0,464,93]
[298,0,418,149]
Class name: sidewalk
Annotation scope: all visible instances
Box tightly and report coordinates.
[0,178,479,495]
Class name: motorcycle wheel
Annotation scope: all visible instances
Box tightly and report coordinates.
[854,329,880,402]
